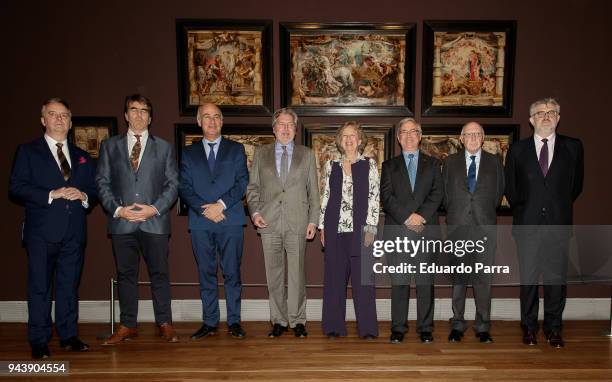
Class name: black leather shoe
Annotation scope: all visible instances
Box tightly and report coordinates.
[268,323,288,338]
[191,324,217,340]
[546,332,565,348]
[31,344,50,359]
[389,331,404,344]
[476,332,493,343]
[326,332,340,339]
[522,331,538,345]
[448,329,463,342]
[60,336,89,351]
[228,323,246,339]
[420,332,434,343]
[292,324,308,338]
[361,334,377,340]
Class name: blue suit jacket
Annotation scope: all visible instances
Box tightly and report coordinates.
[179,137,248,230]
[9,137,97,244]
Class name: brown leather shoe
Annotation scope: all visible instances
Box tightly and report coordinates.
[102,325,137,346]
[159,323,179,343]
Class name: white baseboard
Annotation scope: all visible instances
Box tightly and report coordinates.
[0,298,609,323]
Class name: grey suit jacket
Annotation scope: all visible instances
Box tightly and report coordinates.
[443,150,504,226]
[246,142,320,235]
[96,133,179,235]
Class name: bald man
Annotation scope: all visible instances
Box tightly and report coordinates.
[442,122,504,344]
[178,103,249,339]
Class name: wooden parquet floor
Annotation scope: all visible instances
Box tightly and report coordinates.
[0,321,611,381]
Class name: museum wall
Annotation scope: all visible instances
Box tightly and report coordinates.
[1,0,610,301]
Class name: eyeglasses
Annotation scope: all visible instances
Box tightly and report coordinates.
[531,110,559,119]
[461,132,483,139]
[398,129,421,136]
[47,111,71,120]
[275,122,296,129]
[200,114,223,122]
[128,107,150,115]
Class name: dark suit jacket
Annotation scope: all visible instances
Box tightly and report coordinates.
[443,150,504,226]
[9,137,96,244]
[178,137,248,230]
[504,134,584,225]
[96,133,179,235]
[381,152,443,226]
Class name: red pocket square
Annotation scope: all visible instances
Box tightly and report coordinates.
[79,156,87,164]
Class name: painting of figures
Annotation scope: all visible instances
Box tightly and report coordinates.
[281,23,415,116]
[177,20,273,116]
[422,21,516,117]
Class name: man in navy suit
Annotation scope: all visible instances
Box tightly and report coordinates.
[97,94,179,345]
[179,103,249,339]
[9,98,96,359]
[505,98,584,348]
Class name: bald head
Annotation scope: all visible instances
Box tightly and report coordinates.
[460,121,484,155]
[197,103,223,141]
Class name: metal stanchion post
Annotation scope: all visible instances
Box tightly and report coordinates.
[607,285,612,337]
[110,277,115,334]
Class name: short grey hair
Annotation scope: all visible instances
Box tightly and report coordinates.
[272,108,298,127]
[396,117,422,136]
[529,97,561,116]
[460,121,484,135]
[41,98,71,116]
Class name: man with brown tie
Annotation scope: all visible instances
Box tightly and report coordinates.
[96,94,180,344]
[10,98,96,359]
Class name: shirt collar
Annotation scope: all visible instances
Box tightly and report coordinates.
[203,135,222,145]
[465,149,482,160]
[128,129,149,139]
[44,134,67,147]
[402,149,419,158]
[534,132,556,143]
[275,140,294,150]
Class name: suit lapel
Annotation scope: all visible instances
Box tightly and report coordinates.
[118,134,132,172]
[395,154,413,195]
[137,134,156,175]
[212,138,228,178]
[39,138,65,181]
[286,144,303,184]
[67,142,80,182]
[266,143,282,187]
[524,137,544,179]
[546,135,563,177]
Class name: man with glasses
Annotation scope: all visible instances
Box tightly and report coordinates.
[505,98,584,348]
[179,103,249,340]
[10,98,96,358]
[442,122,504,344]
[246,108,320,338]
[381,117,443,344]
[97,94,180,345]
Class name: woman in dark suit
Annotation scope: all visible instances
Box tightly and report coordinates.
[319,121,380,339]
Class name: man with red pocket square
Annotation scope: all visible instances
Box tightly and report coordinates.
[9,98,97,359]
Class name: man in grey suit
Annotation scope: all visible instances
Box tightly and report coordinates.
[246,108,320,338]
[96,94,179,345]
[442,121,504,344]
[381,117,443,344]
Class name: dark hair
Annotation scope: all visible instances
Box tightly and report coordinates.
[41,97,70,116]
[124,94,153,118]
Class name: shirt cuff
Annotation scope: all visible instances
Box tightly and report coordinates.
[81,193,89,209]
[217,199,227,210]
[151,205,160,216]
[113,206,123,219]
[48,191,54,205]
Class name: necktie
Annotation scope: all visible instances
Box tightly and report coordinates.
[407,153,416,191]
[280,145,288,184]
[539,138,549,177]
[467,155,477,193]
[207,143,216,173]
[56,143,71,181]
[130,134,142,171]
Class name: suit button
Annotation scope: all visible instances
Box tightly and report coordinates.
[541,207,546,213]
[65,205,69,210]
[135,193,140,197]
[212,181,215,184]
[282,190,285,192]
[279,201,282,204]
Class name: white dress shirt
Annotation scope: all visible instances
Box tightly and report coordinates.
[464,149,482,179]
[44,134,88,208]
